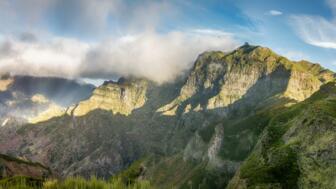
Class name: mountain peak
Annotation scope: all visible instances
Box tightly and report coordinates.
[158,45,335,116]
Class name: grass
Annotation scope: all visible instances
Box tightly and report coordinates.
[236,84,336,188]
[112,159,145,185]
[240,145,299,189]
[0,176,150,189]
[218,111,272,161]
[237,103,304,188]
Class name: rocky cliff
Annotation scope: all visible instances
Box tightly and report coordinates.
[0,153,52,179]
[0,44,335,188]
[158,45,333,117]
[68,78,148,116]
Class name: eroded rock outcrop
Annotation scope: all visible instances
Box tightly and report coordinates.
[158,45,334,116]
[69,78,148,116]
[0,154,52,179]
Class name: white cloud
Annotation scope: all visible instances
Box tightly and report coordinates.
[291,0,336,49]
[79,30,238,83]
[291,15,336,49]
[268,10,283,16]
[0,0,240,83]
[0,0,240,84]
[0,0,173,36]
[0,30,238,84]
[190,29,234,36]
[0,36,90,78]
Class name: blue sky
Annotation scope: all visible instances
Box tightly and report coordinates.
[0,0,335,84]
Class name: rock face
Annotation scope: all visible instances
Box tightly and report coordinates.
[0,154,52,179]
[69,78,148,116]
[158,45,333,116]
[0,44,335,188]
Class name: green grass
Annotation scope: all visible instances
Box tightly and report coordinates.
[236,100,304,188]
[112,159,146,185]
[0,176,44,189]
[219,112,272,161]
[236,84,336,188]
[240,145,299,189]
[0,176,150,189]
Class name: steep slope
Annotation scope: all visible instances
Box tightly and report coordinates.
[0,153,52,179]
[227,82,336,189]
[0,74,94,125]
[0,44,334,188]
[145,45,336,188]
[158,44,334,116]
[68,78,148,116]
[0,79,183,178]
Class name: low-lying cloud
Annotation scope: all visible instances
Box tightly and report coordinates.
[0,30,238,84]
[80,30,238,83]
[0,0,239,84]
[0,35,89,78]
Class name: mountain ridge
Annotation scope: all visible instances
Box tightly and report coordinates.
[0,44,335,188]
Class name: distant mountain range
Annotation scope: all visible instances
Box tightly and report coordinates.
[0,44,335,189]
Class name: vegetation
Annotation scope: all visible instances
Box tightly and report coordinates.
[111,159,146,185]
[232,82,336,189]
[2,45,336,189]
[0,176,150,189]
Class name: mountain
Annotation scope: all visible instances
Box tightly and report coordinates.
[0,153,52,179]
[227,82,336,189]
[0,44,335,188]
[0,75,94,125]
[67,78,149,116]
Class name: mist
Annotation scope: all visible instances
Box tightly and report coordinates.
[0,30,238,84]
[79,30,238,83]
[0,0,239,84]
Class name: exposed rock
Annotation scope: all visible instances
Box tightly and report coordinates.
[69,78,148,116]
[158,45,334,116]
[0,44,335,189]
[0,154,52,179]
[0,78,13,92]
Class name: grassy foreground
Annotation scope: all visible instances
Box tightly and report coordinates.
[0,176,150,189]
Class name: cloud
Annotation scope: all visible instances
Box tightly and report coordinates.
[0,0,239,84]
[268,10,283,16]
[0,0,56,32]
[291,0,336,49]
[291,15,336,49]
[0,35,89,78]
[0,30,238,83]
[327,0,336,14]
[79,29,238,83]
[0,0,173,36]
[49,0,120,35]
